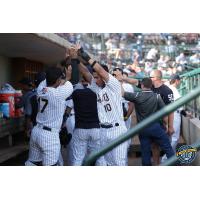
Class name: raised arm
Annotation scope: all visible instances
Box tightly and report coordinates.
[122,76,139,86]
[68,46,93,83]
[78,62,93,83]
[78,47,109,82]
[88,59,109,82]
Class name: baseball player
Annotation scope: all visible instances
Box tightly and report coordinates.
[112,68,134,130]
[161,74,182,162]
[75,46,129,166]
[70,75,104,166]
[112,68,134,152]
[25,66,73,166]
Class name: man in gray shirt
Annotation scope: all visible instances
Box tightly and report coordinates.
[122,78,174,165]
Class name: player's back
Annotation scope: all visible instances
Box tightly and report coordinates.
[36,80,73,129]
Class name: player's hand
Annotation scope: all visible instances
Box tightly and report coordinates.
[60,49,71,68]
[75,42,81,50]
[69,45,78,59]
[76,45,91,62]
[65,65,72,81]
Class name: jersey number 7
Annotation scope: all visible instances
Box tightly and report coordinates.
[38,98,48,113]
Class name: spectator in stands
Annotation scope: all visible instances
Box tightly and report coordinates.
[137,65,147,78]
[132,50,140,64]
[145,61,153,75]
[146,48,158,61]
[189,53,200,64]
[165,40,178,56]
[176,53,187,66]
[158,55,166,68]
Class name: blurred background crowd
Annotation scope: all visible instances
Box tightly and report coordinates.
[57,33,200,78]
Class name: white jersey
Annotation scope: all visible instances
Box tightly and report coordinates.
[168,85,181,100]
[66,99,75,114]
[36,80,73,130]
[90,74,125,126]
[168,84,182,111]
[122,82,134,110]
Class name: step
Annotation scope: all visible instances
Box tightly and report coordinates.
[0,144,28,164]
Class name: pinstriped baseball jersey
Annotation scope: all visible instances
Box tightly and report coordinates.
[90,74,128,166]
[36,80,73,129]
[66,99,75,114]
[65,99,75,134]
[25,80,73,166]
[122,83,134,131]
[90,74,126,127]
[122,82,134,110]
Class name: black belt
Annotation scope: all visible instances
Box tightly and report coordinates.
[100,123,119,129]
[37,124,52,132]
[43,126,52,131]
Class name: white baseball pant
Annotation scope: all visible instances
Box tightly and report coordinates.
[65,115,75,165]
[25,125,61,166]
[161,111,181,163]
[101,126,129,166]
[125,117,132,147]
[71,128,105,166]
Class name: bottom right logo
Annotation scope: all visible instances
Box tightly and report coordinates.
[176,145,197,164]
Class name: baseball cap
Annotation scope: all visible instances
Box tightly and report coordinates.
[34,72,46,87]
[170,74,181,81]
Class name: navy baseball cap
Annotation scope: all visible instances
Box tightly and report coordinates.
[170,74,181,81]
[34,72,46,87]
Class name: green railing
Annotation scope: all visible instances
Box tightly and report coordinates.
[82,85,200,166]
[178,68,200,119]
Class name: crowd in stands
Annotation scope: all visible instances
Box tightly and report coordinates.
[57,33,200,79]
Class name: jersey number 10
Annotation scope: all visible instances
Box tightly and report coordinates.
[104,103,112,112]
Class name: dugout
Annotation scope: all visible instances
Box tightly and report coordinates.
[0,33,71,163]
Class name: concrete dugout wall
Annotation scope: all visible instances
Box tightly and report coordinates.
[182,116,200,165]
